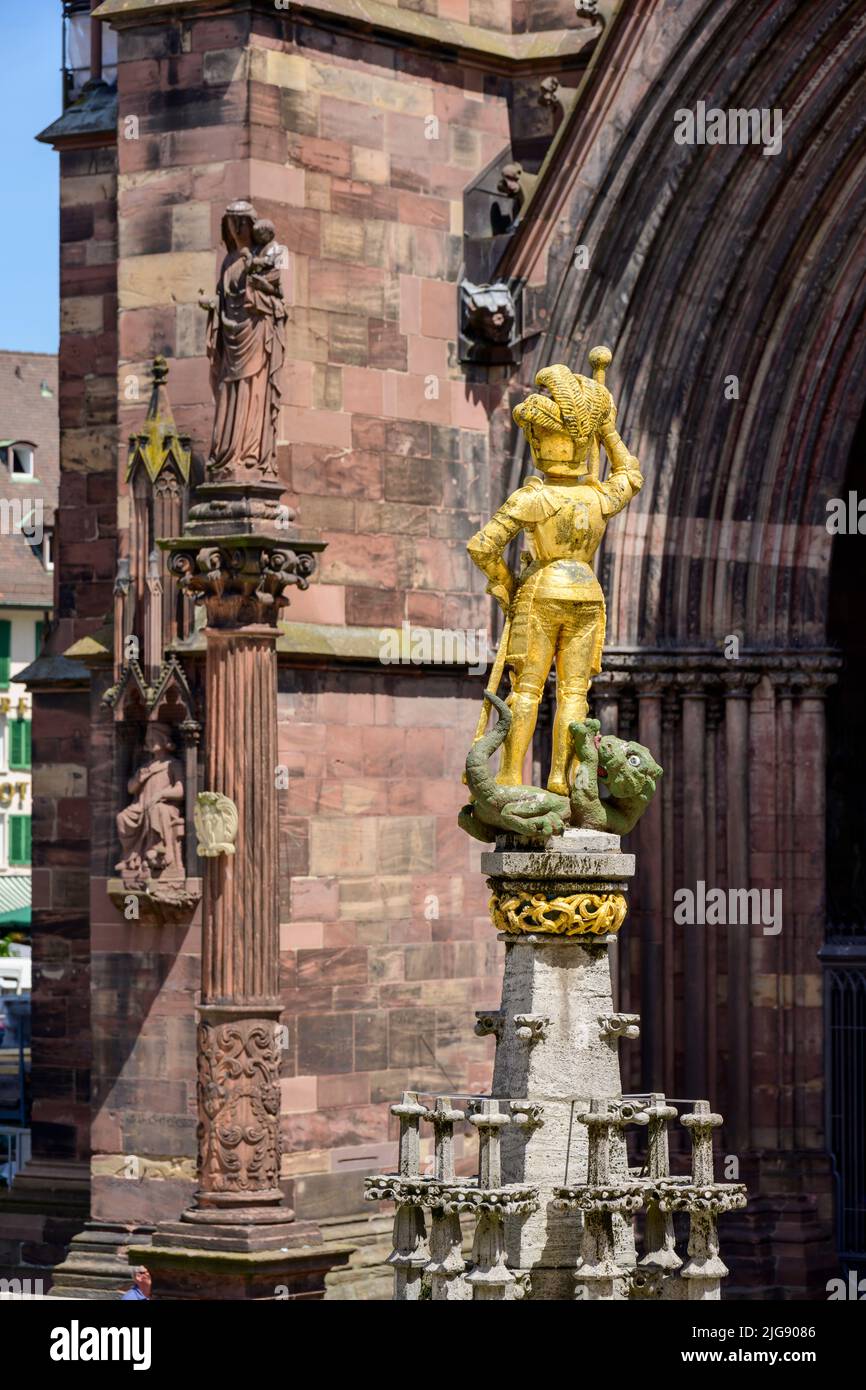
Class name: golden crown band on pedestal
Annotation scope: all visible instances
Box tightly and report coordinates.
[489,888,628,937]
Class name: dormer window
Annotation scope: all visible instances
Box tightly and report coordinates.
[0,442,36,479]
[39,530,54,572]
[20,507,53,571]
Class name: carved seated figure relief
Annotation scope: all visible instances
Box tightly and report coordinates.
[116,723,185,887]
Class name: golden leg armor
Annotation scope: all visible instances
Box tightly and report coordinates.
[496,612,556,786]
[549,682,589,794]
[497,690,542,785]
[548,606,601,793]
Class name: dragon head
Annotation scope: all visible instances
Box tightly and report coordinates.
[596,734,662,801]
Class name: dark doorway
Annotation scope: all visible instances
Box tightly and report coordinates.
[823,399,866,1278]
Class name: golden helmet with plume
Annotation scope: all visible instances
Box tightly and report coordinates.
[513,347,615,479]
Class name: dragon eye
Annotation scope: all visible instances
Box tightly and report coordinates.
[627,754,642,767]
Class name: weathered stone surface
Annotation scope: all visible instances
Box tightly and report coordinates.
[481,841,635,881]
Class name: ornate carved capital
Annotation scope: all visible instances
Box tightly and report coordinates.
[589,669,634,696]
[720,670,761,698]
[797,671,839,699]
[645,1181,747,1215]
[364,1175,539,1217]
[432,1183,539,1217]
[769,669,838,700]
[631,672,668,699]
[552,1182,644,1214]
[508,1101,544,1130]
[675,671,710,697]
[513,1013,549,1043]
[166,539,321,630]
[598,1012,640,1042]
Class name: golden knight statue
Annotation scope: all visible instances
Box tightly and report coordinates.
[467,346,642,795]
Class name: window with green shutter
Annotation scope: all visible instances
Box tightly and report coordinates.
[9,720,31,770]
[0,620,10,689]
[9,814,31,866]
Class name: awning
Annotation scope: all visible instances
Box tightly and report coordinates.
[0,876,31,927]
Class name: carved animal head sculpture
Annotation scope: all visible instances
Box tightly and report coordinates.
[539,76,561,107]
[568,720,662,836]
[461,281,516,346]
[594,732,662,802]
[497,161,525,202]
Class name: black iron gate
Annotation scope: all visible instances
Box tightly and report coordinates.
[822,930,866,1278]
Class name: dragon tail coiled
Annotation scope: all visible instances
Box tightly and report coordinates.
[464,690,511,802]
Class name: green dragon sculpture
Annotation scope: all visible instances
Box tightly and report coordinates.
[459,691,569,842]
[568,718,662,835]
[458,699,662,843]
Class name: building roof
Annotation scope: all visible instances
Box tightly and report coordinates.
[0,352,58,611]
[36,78,117,148]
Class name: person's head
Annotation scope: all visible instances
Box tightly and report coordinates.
[221,199,258,251]
[497,162,524,198]
[513,364,613,478]
[252,217,276,248]
[133,1266,152,1297]
[144,723,174,757]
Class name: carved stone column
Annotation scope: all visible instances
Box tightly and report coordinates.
[425,1098,470,1301]
[660,684,680,1088]
[680,676,708,1097]
[721,672,758,1151]
[634,674,664,1089]
[196,624,282,1213]
[133,539,327,1296]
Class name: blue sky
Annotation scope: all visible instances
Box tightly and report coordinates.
[1,4,62,353]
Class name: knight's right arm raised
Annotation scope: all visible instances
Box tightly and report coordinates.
[598,407,643,515]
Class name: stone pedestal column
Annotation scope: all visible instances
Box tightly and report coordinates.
[482,828,637,1300]
[132,537,352,1298]
[194,626,282,1217]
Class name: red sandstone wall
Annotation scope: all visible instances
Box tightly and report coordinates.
[276,669,499,1218]
[114,10,513,628]
[56,148,119,653]
[26,141,118,1172]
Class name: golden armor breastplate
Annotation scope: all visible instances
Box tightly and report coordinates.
[519,490,606,601]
